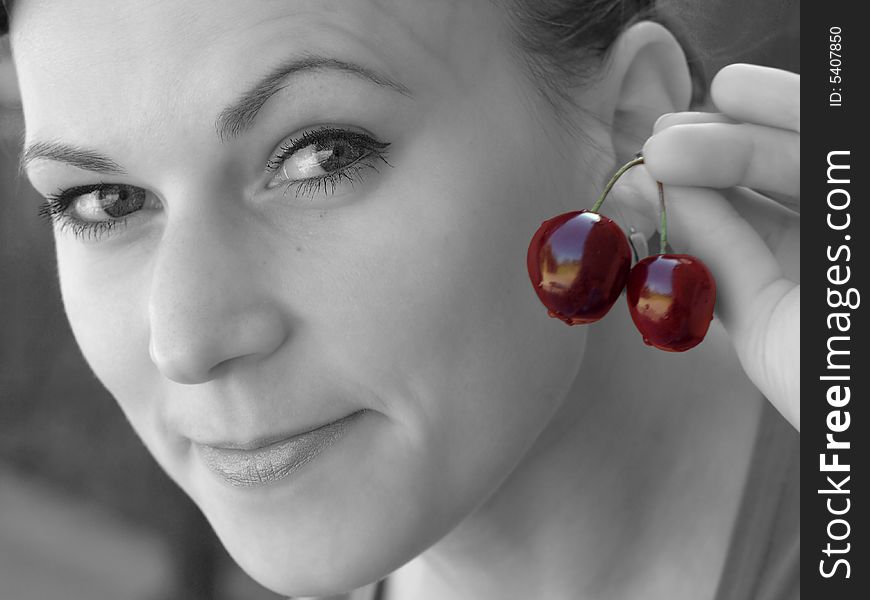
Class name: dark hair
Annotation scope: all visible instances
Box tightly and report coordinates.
[0,0,10,35]
[505,0,705,108]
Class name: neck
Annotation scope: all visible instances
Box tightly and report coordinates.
[391,313,763,600]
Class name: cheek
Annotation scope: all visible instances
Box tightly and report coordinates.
[56,244,163,448]
[314,115,590,520]
[59,249,135,378]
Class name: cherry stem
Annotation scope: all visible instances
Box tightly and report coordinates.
[590,156,645,214]
[658,181,668,254]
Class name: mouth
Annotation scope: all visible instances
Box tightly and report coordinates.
[194,410,368,487]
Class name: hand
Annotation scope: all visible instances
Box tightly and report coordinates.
[618,64,800,430]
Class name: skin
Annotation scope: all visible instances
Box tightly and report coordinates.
[637,64,801,429]
[12,0,799,597]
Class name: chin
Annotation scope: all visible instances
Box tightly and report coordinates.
[204,496,421,597]
[168,412,431,597]
[220,532,381,597]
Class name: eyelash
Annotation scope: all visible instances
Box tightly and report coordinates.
[38,127,392,241]
[39,183,129,242]
[265,126,391,199]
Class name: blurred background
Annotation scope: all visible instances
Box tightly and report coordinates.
[0,3,798,600]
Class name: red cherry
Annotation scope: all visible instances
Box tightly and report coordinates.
[527,210,632,325]
[625,254,716,352]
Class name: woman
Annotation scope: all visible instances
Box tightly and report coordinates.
[4,0,799,598]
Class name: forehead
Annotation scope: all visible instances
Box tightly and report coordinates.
[12,0,510,144]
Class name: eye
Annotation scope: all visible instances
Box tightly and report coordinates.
[40,183,157,241]
[68,185,147,221]
[266,126,390,198]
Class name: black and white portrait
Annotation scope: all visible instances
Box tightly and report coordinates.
[0,1,800,599]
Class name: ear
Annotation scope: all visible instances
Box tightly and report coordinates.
[599,21,692,164]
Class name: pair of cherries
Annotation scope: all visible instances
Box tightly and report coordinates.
[527,156,716,352]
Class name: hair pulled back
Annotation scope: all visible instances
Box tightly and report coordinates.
[503,0,703,107]
[0,0,702,103]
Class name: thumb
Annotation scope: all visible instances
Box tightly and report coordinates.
[619,166,800,428]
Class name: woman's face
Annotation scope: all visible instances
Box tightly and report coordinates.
[15,0,616,594]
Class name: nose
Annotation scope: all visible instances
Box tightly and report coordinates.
[147,210,289,385]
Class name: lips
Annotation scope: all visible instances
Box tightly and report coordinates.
[195,410,367,487]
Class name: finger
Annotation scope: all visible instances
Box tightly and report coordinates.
[651,114,799,209]
[721,186,798,240]
[753,190,800,214]
[643,122,800,199]
[620,172,800,428]
[724,187,800,240]
[711,64,800,132]
[621,177,783,326]
[724,187,800,283]
[754,285,800,430]
[617,167,799,273]
[641,184,800,428]
[653,111,737,134]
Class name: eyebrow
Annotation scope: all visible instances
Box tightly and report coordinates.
[20,141,126,175]
[216,55,412,141]
[20,56,410,174]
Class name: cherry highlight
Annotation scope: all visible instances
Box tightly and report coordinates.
[527,155,717,351]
